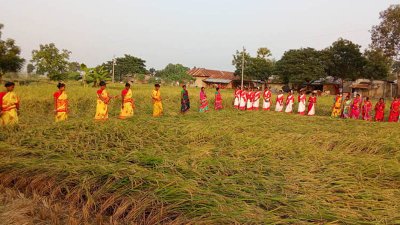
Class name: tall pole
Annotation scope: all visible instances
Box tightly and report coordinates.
[241,47,245,89]
[112,55,115,83]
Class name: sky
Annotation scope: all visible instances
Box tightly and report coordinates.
[0,0,398,71]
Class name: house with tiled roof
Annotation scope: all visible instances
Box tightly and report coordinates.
[187,68,238,88]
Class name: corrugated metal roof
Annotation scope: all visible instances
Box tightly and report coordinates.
[203,78,232,84]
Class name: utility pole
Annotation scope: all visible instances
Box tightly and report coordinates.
[241,47,245,89]
[112,55,116,83]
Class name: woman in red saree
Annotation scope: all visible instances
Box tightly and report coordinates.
[214,87,223,110]
[307,93,317,116]
[275,90,284,112]
[53,82,68,122]
[239,89,247,111]
[233,87,241,109]
[262,87,272,111]
[374,98,385,122]
[361,97,372,121]
[199,87,209,113]
[350,94,361,119]
[297,91,306,115]
[246,89,254,110]
[388,97,400,122]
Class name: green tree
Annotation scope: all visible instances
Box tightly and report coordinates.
[257,47,272,58]
[102,54,147,81]
[31,43,71,81]
[371,5,400,60]
[157,64,192,82]
[81,64,110,87]
[0,23,25,83]
[363,48,392,80]
[27,63,35,75]
[232,48,274,80]
[325,38,366,80]
[275,48,325,83]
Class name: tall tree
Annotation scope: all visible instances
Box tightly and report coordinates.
[275,48,325,83]
[27,63,35,75]
[371,5,400,60]
[102,54,147,81]
[257,47,272,59]
[0,23,25,83]
[232,48,274,80]
[325,38,366,80]
[31,43,71,81]
[363,48,392,80]
[232,49,251,79]
[157,64,192,82]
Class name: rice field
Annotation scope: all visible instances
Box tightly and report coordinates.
[0,82,399,224]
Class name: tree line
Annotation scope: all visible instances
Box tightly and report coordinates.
[0,5,399,85]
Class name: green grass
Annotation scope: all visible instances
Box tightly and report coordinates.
[0,82,399,224]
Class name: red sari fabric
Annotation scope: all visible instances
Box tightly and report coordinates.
[307,96,317,115]
[388,100,400,122]
[350,97,361,119]
[239,91,247,110]
[361,101,372,121]
[214,91,223,110]
[374,102,385,122]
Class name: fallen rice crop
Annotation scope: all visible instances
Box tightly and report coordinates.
[0,82,399,224]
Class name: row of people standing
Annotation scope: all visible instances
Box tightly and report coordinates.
[233,87,317,116]
[331,93,400,122]
[181,86,223,114]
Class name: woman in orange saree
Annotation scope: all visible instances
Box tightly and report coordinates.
[0,82,20,126]
[119,83,135,119]
[53,82,68,122]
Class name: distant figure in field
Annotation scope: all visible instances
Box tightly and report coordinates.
[262,87,272,111]
[199,87,209,113]
[361,97,373,121]
[239,88,247,111]
[214,87,223,110]
[233,86,241,109]
[151,84,163,117]
[350,94,361,119]
[275,90,284,112]
[388,96,400,122]
[119,83,135,119]
[53,82,68,122]
[285,91,294,113]
[246,88,254,110]
[331,94,342,118]
[374,98,385,122]
[307,93,317,116]
[95,81,114,121]
[342,95,352,119]
[180,85,190,113]
[0,82,20,126]
[252,88,261,110]
[297,90,306,115]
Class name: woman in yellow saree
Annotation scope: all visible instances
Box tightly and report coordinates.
[151,84,163,117]
[95,81,114,120]
[53,82,68,122]
[0,82,20,126]
[119,83,135,119]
